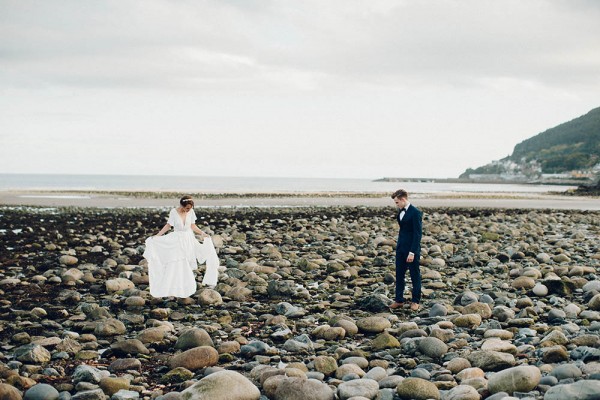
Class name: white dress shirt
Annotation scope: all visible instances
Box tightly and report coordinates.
[399,202,411,221]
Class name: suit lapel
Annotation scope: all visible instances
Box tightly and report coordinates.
[403,205,411,222]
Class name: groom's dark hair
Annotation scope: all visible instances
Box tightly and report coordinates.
[391,189,408,199]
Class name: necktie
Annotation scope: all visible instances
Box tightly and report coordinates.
[399,208,406,220]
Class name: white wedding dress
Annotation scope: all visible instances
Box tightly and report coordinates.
[143,208,220,298]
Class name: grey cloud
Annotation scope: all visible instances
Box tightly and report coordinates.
[1,0,599,91]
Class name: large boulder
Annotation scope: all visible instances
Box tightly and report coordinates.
[272,377,334,400]
[337,378,379,400]
[106,278,135,292]
[467,350,515,371]
[24,384,59,400]
[180,370,260,400]
[14,344,51,364]
[544,380,600,400]
[396,377,440,400]
[0,384,22,400]
[94,318,127,337]
[169,346,218,371]
[488,365,541,395]
[175,328,214,350]
[356,316,391,333]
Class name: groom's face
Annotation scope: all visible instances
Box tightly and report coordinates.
[394,197,407,208]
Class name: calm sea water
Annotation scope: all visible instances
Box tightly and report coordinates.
[0,174,577,194]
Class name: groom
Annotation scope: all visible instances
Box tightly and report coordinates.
[389,189,423,311]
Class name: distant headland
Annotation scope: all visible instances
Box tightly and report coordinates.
[373,177,585,185]
[456,106,600,188]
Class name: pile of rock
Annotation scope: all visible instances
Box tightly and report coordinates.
[0,206,598,399]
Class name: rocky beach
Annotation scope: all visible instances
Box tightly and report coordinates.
[1,202,600,400]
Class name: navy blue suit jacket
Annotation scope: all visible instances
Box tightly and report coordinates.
[396,204,422,258]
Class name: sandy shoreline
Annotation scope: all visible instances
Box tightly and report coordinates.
[1,189,599,210]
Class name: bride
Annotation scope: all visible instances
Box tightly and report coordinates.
[143,195,219,298]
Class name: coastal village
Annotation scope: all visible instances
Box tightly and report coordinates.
[461,158,600,185]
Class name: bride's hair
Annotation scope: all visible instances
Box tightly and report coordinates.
[180,195,194,207]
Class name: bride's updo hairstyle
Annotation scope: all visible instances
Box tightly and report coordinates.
[180,195,194,207]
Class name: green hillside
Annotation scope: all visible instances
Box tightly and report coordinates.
[510,107,600,173]
[461,107,600,178]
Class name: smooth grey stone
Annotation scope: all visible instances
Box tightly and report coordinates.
[283,334,314,353]
[413,316,445,326]
[375,388,395,400]
[589,322,600,331]
[364,366,387,381]
[240,341,271,357]
[410,368,431,380]
[155,393,182,400]
[70,389,106,400]
[512,394,539,400]
[24,384,60,400]
[415,363,439,372]
[306,372,325,381]
[341,373,361,381]
[111,390,140,400]
[570,346,600,362]
[550,364,582,380]
[460,292,479,306]
[429,303,448,317]
[74,383,99,392]
[357,294,393,312]
[540,375,559,386]
[72,365,104,384]
[42,368,62,377]
[544,380,600,400]
[486,393,510,400]
[548,309,567,321]
[418,337,448,359]
[337,378,379,400]
[493,306,515,322]
[378,375,404,389]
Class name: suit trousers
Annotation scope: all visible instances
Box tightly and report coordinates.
[395,252,421,304]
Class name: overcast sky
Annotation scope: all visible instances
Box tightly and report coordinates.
[1,0,599,179]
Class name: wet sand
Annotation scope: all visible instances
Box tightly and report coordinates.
[1,190,599,210]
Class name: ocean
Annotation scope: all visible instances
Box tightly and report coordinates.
[0,173,577,194]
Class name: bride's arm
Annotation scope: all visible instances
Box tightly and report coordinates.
[155,223,172,237]
[191,224,207,237]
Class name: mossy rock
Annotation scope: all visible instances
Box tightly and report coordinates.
[160,367,194,384]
